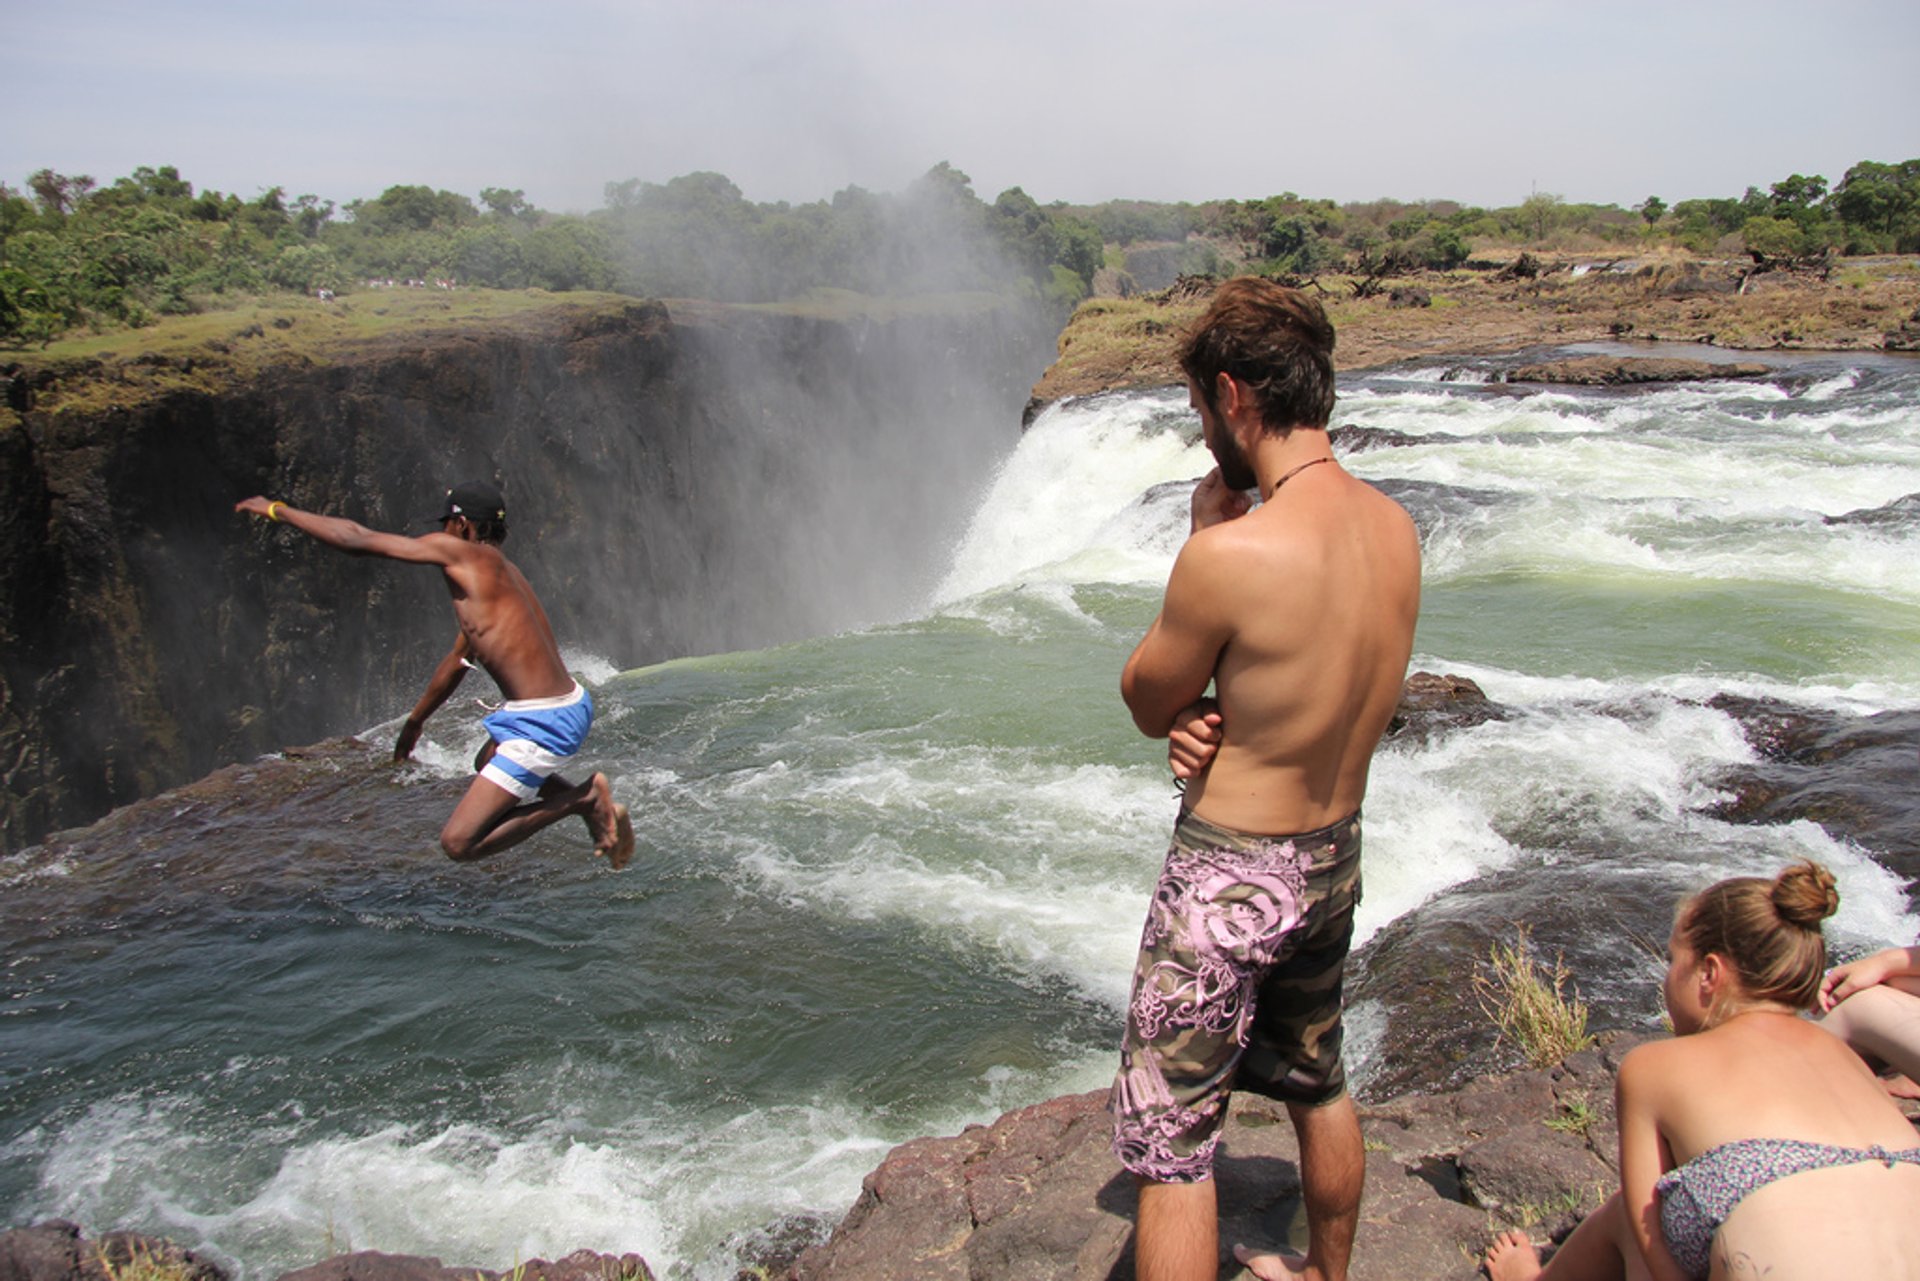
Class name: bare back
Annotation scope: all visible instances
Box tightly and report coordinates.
[1185,466,1419,832]
[1620,1013,1920,1279]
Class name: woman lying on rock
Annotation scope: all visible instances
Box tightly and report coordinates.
[1819,942,1920,1099]
[1483,861,1920,1281]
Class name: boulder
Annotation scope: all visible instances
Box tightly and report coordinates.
[1386,673,1509,744]
[0,1223,227,1281]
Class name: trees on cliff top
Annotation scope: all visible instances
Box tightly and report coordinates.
[4,157,1919,348]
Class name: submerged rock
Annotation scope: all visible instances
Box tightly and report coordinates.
[1698,695,1920,910]
[1824,490,1920,528]
[1329,423,1426,452]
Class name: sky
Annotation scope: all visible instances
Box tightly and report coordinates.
[9,0,1919,216]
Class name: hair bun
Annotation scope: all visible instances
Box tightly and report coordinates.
[1773,860,1839,928]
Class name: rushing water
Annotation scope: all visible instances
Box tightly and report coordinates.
[4,345,1919,1278]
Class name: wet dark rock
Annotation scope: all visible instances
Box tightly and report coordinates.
[1505,356,1772,385]
[1386,672,1510,744]
[1329,423,1424,452]
[1699,694,1920,910]
[1824,490,1920,527]
[729,1215,835,1281]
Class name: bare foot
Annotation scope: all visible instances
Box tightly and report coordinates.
[584,773,628,867]
[609,804,634,870]
[1482,1229,1543,1281]
[1231,1243,1309,1280]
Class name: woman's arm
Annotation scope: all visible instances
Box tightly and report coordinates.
[1616,1047,1695,1281]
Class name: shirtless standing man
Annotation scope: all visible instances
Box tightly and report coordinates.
[235,481,635,869]
[1110,278,1421,1281]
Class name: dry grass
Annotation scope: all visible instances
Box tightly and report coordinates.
[1474,926,1596,1070]
[95,1242,202,1281]
[1039,294,1206,396]
[6,288,645,420]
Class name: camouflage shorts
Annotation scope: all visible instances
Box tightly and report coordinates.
[1110,807,1362,1184]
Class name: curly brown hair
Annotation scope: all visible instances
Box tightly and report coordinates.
[1177,277,1337,432]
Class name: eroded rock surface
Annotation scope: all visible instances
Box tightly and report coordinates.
[793,1038,1642,1280]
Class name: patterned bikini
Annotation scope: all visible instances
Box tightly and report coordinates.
[1655,1137,1920,1278]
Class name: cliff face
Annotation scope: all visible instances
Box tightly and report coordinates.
[0,298,1058,853]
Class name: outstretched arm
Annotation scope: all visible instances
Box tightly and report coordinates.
[394,634,473,761]
[235,496,458,565]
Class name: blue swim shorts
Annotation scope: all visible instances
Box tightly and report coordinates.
[480,682,594,801]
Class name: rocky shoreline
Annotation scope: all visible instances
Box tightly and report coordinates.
[1030,253,1920,407]
[0,1038,1639,1281]
[15,1043,1910,1281]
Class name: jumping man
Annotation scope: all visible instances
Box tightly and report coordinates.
[235,481,635,869]
[1110,279,1421,1281]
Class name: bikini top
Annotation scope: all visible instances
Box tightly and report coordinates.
[1654,1137,1920,1279]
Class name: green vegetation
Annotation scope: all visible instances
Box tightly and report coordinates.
[1061,157,1919,290]
[4,155,1917,349]
[0,160,1104,348]
[1474,927,1596,1070]
[1544,1095,1599,1139]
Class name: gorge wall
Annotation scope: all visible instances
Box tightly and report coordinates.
[0,297,1060,853]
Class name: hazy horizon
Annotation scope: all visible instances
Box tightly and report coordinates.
[9,0,1920,217]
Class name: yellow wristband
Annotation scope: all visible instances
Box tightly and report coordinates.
[267,501,284,523]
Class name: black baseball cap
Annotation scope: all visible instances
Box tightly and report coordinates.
[436,480,506,524]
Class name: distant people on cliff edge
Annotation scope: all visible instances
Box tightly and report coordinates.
[1106,276,1422,1281]
[1820,941,1920,1099]
[235,480,634,870]
[1482,861,1920,1281]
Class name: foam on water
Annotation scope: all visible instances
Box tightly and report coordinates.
[1800,368,1863,402]
[688,743,1170,1007]
[936,392,1202,601]
[14,1080,1062,1281]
